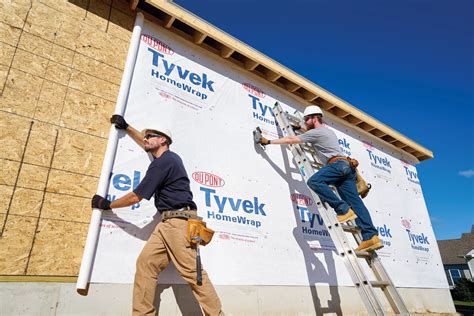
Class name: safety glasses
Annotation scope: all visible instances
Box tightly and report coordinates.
[144,133,163,140]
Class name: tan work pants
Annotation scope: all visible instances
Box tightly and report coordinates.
[132,218,223,316]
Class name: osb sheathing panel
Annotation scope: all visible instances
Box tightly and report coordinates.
[0,112,32,161]
[0,0,30,28]
[0,214,37,274]
[0,69,43,117]
[23,121,58,167]
[17,164,49,191]
[41,192,91,223]
[11,48,49,78]
[73,53,123,86]
[52,128,106,176]
[0,185,14,213]
[0,41,16,66]
[61,88,115,137]
[0,21,22,46]
[44,62,73,86]
[34,81,68,124]
[26,218,88,275]
[9,188,43,217]
[0,0,134,276]
[69,70,119,101]
[47,170,98,197]
[17,32,53,59]
[0,159,20,186]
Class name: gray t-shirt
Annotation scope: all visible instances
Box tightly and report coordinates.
[298,127,344,164]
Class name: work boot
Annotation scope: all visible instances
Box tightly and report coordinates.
[337,208,357,223]
[355,235,384,252]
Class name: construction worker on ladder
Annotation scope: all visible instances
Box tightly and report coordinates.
[256,105,383,252]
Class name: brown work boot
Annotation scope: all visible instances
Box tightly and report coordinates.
[337,208,357,223]
[355,235,384,252]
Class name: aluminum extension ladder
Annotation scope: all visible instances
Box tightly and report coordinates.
[270,102,409,315]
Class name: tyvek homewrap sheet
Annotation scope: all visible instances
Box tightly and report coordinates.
[91,19,447,289]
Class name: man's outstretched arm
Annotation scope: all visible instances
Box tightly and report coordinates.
[110,114,145,150]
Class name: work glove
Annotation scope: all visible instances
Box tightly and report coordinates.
[259,137,271,145]
[253,127,271,146]
[91,194,111,210]
[291,122,302,131]
[110,114,129,130]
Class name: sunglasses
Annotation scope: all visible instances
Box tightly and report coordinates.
[144,133,164,140]
[304,115,314,121]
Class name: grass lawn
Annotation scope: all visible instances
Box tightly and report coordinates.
[454,300,474,306]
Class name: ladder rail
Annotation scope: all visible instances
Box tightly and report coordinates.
[270,102,409,315]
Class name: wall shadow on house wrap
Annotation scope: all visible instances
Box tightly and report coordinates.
[253,142,342,315]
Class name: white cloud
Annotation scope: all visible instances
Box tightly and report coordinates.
[459,169,474,178]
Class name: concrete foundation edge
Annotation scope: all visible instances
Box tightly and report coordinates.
[0,282,457,315]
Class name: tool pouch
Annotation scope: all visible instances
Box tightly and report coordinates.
[356,169,371,199]
[348,157,359,169]
[187,219,214,246]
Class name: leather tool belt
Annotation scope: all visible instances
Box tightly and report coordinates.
[327,155,371,198]
[161,208,199,221]
[327,156,359,169]
[187,219,214,246]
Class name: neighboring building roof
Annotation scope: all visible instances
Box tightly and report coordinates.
[438,225,474,265]
[134,0,433,162]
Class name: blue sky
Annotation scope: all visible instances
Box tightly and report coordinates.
[174,0,474,240]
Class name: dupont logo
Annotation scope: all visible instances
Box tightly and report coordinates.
[242,83,265,98]
[141,34,174,55]
[219,233,230,240]
[192,171,225,187]
[363,141,374,150]
[159,91,171,99]
[401,219,411,229]
[290,193,313,206]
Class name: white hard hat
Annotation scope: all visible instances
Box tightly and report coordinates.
[303,105,323,117]
[142,128,173,145]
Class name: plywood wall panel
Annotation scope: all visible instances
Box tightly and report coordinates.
[69,70,119,101]
[34,81,68,124]
[61,88,114,137]
[23,2,64,43]
[23,121,58,167]
[26,218,88,275]
[0,42,15,67]
[9,188,43,217]
[73,54,123,85]
[0,0,30,28]
[50,45,75,67]
[11,48,49,78]
[108,8,134,42]
[47,170,98,197]
[0,214,37,274]
[17,164,49,191]
[41,192,90,223]
[17,32,53,59]
[0,185,14,213]
[0,159,20,186]
[0,111,32,161]
[44,62,72,86]
[0,69,43,117]
[0,0,134,277]
[52,128,106,176]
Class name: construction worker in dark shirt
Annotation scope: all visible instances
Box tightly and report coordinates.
[92,115,224,316]
[256,106,382,252]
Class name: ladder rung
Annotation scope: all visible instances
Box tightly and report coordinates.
[342,224,360,233]
[370,280,390,288]
[355,250,374,258]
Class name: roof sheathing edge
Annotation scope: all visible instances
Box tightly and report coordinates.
[144,0,433,161]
